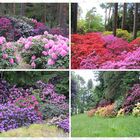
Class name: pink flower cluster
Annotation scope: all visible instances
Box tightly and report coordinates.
[0,37,19,67]
[19,31,69,69]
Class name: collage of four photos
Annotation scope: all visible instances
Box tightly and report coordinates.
[0,1,140,138]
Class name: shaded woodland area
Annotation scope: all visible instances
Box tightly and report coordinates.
[71,3,140,39]
[0,3,68,28]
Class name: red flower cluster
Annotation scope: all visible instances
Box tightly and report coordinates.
[71,33,140,69]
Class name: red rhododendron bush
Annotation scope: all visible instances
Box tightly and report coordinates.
[71,32,140,69]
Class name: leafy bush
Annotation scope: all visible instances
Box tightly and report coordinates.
[0,37,19,68]
[57,116,69,132]
[0,104,41,132]
[20,31,69,69]
[132,103,140,117]
[114,97,124,111]
[35,81,69,119]
[117,108,125,117]
[116,29,131,41]
[87,109,96,117]
[95,104,116,117]
[103,31,113,35]
[123,84,140,114]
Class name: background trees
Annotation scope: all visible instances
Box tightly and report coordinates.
[71,71,140,115]
[0,71,69,98]
[72,3,140,38]
[0,3,69,28]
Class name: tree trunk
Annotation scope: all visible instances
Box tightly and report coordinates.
[122,3,127,30]
[133,3,138,39]
[13,3,16,15]
[71,3,78,33]
[20,3,25,16]
[105,8,107,29]
[108,6,111,23]
[113,3,118,36]
[42,4,47,23]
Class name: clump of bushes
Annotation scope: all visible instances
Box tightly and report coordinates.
[132,103,140,117]
[103,29,131,41]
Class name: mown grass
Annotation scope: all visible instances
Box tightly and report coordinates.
[72,114,140,137]
[0,124,68,137]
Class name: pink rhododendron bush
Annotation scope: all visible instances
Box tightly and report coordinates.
[0,31,69,69]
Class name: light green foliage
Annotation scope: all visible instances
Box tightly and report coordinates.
[132,103,140,117]
[116,29,131,41]
[103,31,113,35]
[72,114,140,137]
[0,124,68,137]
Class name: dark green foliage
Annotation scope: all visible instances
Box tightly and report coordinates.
[0,71,69,98]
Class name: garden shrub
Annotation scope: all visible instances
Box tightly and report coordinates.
[103,31,113,36]
[114,96,124,111]
[117,108,125,117]
[20,31,69,69]
[132,102,140,117]
[87,109,96,117]
[0,104,41,132]
[0,37,19,68]
[116,29,131,41]
[95,104,116,117]
[123,84,140,114]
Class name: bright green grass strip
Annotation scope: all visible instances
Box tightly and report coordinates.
[0,124,68,137]
[72,114,140,137]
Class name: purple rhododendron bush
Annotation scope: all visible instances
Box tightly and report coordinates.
[0,80,69,134]
[0,16,69,69]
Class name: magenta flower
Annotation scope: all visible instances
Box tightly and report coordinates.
[31,55,36,60]
[0,37,6,45]
[9,58,14,65]
[51,53,58,60]
[2,54,8,59]
[48,58,55,65]
[42,51,48,56]
[60,50,67,57]
[31,61,36,68]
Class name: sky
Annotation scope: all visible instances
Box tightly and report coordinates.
[73,70,99,87]
[78,1,105,20]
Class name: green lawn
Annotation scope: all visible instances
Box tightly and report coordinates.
[0,124,68,137]
[72,114,140,137]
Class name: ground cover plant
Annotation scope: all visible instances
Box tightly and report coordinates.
[71,71,140,137]
[0,71,69,137]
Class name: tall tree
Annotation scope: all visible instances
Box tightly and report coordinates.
[20,3,25,16]
[122,3,127,29]
[133,3,138,39]
[113,3,118,36]
[71,3,78,33]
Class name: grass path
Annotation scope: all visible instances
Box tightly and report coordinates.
[72,114,140,137]
[0,124,68,137]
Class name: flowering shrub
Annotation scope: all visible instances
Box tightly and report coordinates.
[36,81,69,119]
[0,80,69,133]
[95,104,116,117]
[123,84,140,114]
[117,108,125,117]
[87,109,96,117]
[72,32,140,69]
[20,31,69,69]
[0,104,41,132]
[132,103,140,117]
[57,116,69,132]
[0,37,19,68]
